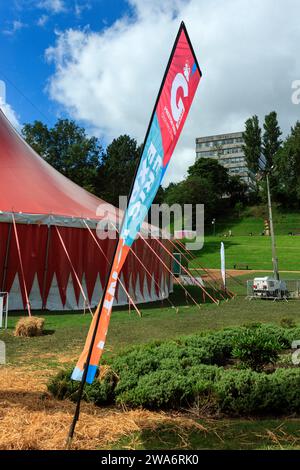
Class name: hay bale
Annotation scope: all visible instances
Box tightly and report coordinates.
[14,317,45,337]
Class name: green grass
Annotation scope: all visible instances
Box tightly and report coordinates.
[3,204,300,450]
[211,205,300,236]
[110,418,300,450]
[193,235,300,271]
[2,280,300,369]
[2,280,300,450]
[182,206,300,270]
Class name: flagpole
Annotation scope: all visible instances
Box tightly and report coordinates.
[220,242,226,291]
[66,21,196,446]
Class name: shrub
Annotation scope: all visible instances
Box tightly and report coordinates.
[257,324,291,348]
[48,325,300,415]
[116,364,222,410]
[232,329,280,371]
[215,369,261,414]
[215,368,300,415]
[242,322,262,329]
[116,369,193,409]
[14,317,45,337]
[181,328,241,366]
[47,369,80,401]
[47,366,117,406]
[186,365,221,411]
[273,369,300,412]
[281,326,300,347]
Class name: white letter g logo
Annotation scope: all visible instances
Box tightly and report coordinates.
[171,73,188,123]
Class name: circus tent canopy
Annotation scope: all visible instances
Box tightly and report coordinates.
[0,110,118,227]
[0,110,172,311]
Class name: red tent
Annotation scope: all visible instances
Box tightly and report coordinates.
[0,110,172,311]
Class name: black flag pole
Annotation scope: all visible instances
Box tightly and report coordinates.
[66,21,198,447]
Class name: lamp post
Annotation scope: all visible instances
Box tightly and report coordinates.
[266,171,279,280]
[212,218,216,237]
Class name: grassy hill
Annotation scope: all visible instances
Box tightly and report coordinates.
[191,206,300,271]
[194,235,300,271]
[210,205,300,236]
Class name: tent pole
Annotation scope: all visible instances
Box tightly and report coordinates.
[175,238,235,297]
[110,222,177,311]
[55,226,93,316]
[82,220,142,318]
[139,233,201,310]
[42,225,51,310]
[1,222,12,292]
[168,238,229,301]
[11,213,32,316]
[154,237,219,305]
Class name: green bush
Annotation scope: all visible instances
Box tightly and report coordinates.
[47,367,117,406]
[116,364,221,410]
[281,326,300,347]
[215,368,300,415]
[48,369,80,401]
[116,370,193,409]
[48,324,300,415]
[180,328,241,365]
[232,328,281,371]
[242,322,262,329]
[256,324,300,349]
[215,369,262,414]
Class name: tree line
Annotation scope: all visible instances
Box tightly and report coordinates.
[243,112,300,209]
[22,112,300,229]
[22,119,141,207]
[22,119,247,225]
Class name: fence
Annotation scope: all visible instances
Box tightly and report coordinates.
[246,280,300,299]
[0,292,9,328]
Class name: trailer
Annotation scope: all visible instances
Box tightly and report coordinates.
[250,277,288,300]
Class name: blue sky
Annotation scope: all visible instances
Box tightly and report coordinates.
[1,0,300,184]
[0,0,131,127]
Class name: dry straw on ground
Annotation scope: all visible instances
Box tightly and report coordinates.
[14,317,45,337]
[0,366,207,450]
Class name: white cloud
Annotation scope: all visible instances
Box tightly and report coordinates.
[38,0,66,13]
[75,2,90,17]
[0,82,21,131]
[37,14,49,27]
[46,0,300,185]
[3,20,26,35]
[0,99,21,131]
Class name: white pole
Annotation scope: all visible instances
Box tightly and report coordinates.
[5,293,8,329]
[0,296,3,329]
[266,173,279,280]
[220,242,226,289]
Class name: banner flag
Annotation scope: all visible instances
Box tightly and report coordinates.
[72,22,202,383]
[220,242,226,288]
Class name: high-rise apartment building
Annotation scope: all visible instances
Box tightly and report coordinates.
[195,131,251,184]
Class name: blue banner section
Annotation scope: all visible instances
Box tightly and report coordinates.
[121,113,164,246]
[71,365,98,383]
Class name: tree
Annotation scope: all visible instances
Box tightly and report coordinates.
[262,111,282,170]
[163,181,184,206]
[274,122,300,207]
[22,119,103,194]
[164,176,219,225]
[234,201,244,218]
[243,115,262,174]
[227,175,248,207]
[187,158,229,196]
[101,135,141,206]
[22,121,50,157]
